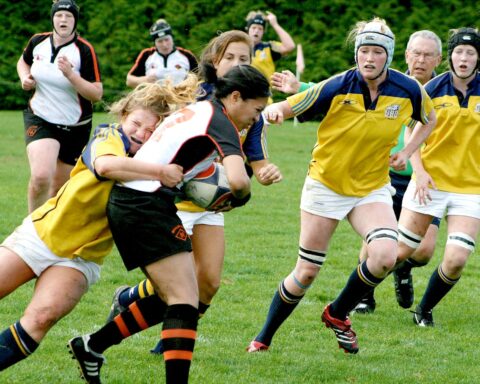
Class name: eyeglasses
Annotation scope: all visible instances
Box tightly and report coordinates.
[409,50,439,60]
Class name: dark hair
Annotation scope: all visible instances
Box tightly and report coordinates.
[214,65,270,100]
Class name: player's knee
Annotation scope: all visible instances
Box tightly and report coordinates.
[29,171,53,192]
[365,228,398,271]
[24,305,60,333]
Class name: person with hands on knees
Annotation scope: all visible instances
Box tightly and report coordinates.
[17,0,103,212]
[247,17,435,355]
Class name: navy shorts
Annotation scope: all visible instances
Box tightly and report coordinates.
[107,185,192,271]
[390,171,441,227]
[23,108,92,165]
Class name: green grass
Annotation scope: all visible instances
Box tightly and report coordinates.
[0,111,479,383]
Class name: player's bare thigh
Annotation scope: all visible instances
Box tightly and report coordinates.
[0,247,35,298]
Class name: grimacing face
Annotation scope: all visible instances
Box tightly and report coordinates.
[121,108,159,155]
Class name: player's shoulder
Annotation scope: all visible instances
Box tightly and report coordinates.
[29,32,51,46]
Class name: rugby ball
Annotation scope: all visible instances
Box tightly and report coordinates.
[184,163,232,211]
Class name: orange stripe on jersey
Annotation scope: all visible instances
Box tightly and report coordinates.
[163,350,193,361]
[161,329,197,340]
[77,36,101,81]
[114,315,131,338]
[9,325,28,356]
[130,302,149,330]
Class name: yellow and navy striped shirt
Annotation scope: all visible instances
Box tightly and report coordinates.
[287,68,433,197]
[31,124,130,264]
[420,72,480,194]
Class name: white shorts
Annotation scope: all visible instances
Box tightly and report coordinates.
[300,176,393,220]
[1,217,101,287]
[403,181,480,219]
[177,210,224,236]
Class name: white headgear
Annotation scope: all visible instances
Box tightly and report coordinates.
[355,21,395,72]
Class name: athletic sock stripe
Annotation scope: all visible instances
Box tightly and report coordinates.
[164,350,193,361]
[130,302,149,330]
[9,325,29,356]
[114,315,131,338]
[145,279,156,295]
[161,329,197,340]
[356,265,376,287]
[437,266,459,286]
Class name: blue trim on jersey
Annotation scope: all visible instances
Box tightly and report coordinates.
[296,69,426,124]
[425,72,480,106]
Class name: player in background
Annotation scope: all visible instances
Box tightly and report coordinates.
[354,30,443,314]
[0,78,198,372]
[17,0,103,212]
[397,28,480,327]
[246,17,435,354]
[245,11,295,89]
[68,65,271,384]
[126,19,198,88]
[104,30,283,356]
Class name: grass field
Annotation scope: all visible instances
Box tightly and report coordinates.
[0,111,479,383]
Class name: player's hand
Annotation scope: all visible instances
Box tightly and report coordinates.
[414,170,436,205]
[257,163,283,185]
[58,56,74,79]
[271,70,300,94]
[159,164,184,187]
[264,105,284,124]
[21,74,36,91]
[265,11,278,26]
[389,151,408,171]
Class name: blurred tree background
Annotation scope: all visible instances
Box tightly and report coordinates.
[1,0,479,109]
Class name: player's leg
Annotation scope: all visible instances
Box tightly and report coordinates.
[248,210,338,352]
[1,266,87,371]
[144,252,199,384]
[414,215,479,326]
[26,138,60,212]
[321,202,397,354]
[50,159,73,197]
[0,247,36,299]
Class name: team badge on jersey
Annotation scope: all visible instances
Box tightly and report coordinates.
[475,103,480,113]
[385,104,400,119]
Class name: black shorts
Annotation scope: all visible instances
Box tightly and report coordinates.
[23,108,92,165]
[107,185,192,271]
[390,171,441,227]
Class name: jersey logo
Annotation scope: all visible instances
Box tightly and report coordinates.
[338,99,358,105]
[475,103,480,113]
[385,104,400,119]
[175,64,182,70]
[434,102,453,109]
[171,224,188,241]
[26,125,39,137]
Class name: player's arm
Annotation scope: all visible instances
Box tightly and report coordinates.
[250,159,282,185]
[17,56,36,91]
[126,73,157,88]
[266,11,295,55]
[263,100,295,124]
[222,154,250,199]
[94,155,183,188]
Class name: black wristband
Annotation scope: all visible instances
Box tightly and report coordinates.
[230,192,251,207]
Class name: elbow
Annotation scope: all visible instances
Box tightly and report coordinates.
[229,176,251,198]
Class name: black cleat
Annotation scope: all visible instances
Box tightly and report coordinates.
[412,305,434,327]
[393,268,414,308]
[68,335,105,384]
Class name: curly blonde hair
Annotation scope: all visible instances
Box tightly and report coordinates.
[109,74,200,121]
